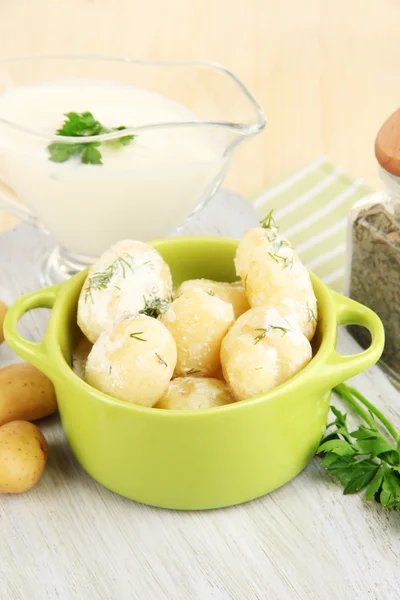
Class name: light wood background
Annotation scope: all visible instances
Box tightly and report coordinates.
[0,0,399,231]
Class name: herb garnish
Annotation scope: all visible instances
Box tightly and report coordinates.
[260,211,294,270]
[254,325,289,344]
[186,368,201,375]
[155,352,168,367]
[139,295,172,319]
[260,209,278,230]
[319,383,400,510]
[85,255,132,302]
[306,302,317,323]
[207,290,215,296]
[267,251,294,270]
[130,332,147,342]
[48,111,134,165]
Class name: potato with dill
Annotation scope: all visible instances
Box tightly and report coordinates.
[221,306,312,400]
[78,240,173,343]
[156,377,234,410]
[160,288,235,378]
[176,279,249,319]
[235,212,317,341]
[85,314,177,407]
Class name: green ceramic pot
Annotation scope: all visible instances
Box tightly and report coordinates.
[4,237,384,510]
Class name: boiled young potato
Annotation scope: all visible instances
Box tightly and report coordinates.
[160,287,235,378]
[85,314,177,407]
[235,223,318,341]
[78,240,173,343]
[0,363,57,426]
[176,279,249,319]
[156,377,233,410]
[0,300,7,345]
[0,420,48,494]
[221,306,312,400]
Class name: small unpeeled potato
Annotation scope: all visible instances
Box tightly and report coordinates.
[176,279,250,319]
[156,377,233,410]
[0,363,57,427]
[221,306,312,401]
[78,240,173,343]
[160,288,235,378]
[235,227,317,340]
[0,420,48,494]
[0,300,7,345]
[85,314,177,407]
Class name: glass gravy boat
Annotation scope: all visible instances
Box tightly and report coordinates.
[0,56,266,284]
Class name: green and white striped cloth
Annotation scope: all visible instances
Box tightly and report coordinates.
[253,157,374,292]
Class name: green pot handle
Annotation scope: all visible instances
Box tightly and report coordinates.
[3,285,61,379]
[321,290,385,388]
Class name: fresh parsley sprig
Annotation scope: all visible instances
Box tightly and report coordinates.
[48,111,134,165]
[318,383,400,510]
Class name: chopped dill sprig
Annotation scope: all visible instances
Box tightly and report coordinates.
[254,325,289,344]
[306,302,317,323]
[260,209,278,230]
[155,352,168,367]
[207,289,215,296]
[186,368,201,375]
[85,254,132,302]
[130,331,147,342]
[267,252,294,270]
[139,295,172,319]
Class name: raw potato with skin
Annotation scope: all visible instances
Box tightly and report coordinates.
[86,314,177,407]
[176,279,250,319]
[156,377,234,410]
[235,226,318,341]
[0,420,48,494]
[160,287,235,377]
[0,363,57,426]
[221,306,312,400]
[78,240,173,343]
[0,300,7,345]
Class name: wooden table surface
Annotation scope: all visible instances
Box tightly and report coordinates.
[0,0,400,230]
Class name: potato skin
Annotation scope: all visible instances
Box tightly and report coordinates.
[85,314,177,407]
[0,420,48,494]
[221,306,312,400]
[0,364,57,427]
[156,377,233,410]
[176,279,249,319]
[160,288,235,378]
[0,300,7,345]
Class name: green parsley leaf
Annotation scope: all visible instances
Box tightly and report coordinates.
[380,464,400,509]
[81,143,102,165]
[365,467,384,501]
[48,111,135,165]
[319,383,400,511]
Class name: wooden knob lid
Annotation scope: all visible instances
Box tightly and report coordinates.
[375,108,400,176]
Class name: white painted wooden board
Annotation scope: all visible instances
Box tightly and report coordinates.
[0,190,399,600]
